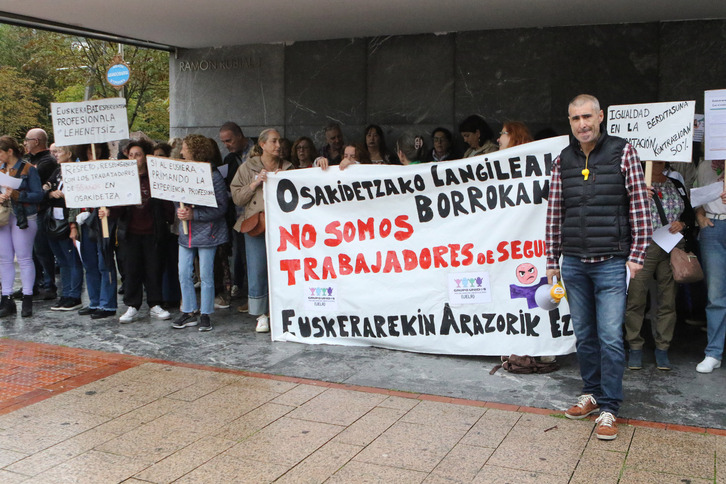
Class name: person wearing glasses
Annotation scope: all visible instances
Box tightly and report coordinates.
[497,121,534,150]
[23,128,59,301]
[291,137,318,169]
[425,127,460,162]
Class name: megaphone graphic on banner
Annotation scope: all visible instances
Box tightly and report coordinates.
[534,276,566,311]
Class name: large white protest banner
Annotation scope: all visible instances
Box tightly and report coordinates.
[705,89,726,160]
[51,98,130,147]
[62,160,140,208]
[607,101,695,162]
[147,156,218,207]
[264,136,576,356]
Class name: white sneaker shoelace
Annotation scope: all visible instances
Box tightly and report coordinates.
[595,412,615,428]
[575,394,597,409]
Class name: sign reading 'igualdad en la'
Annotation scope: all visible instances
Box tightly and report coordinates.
[264,137,576,357]
[607,100,695,162]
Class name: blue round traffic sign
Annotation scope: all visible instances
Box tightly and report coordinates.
[107,63,131,87]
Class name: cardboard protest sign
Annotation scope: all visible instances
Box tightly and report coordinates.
[51,98,130,146]
[265,136,576,357]
[147,156,217,207]
[607,101,695,162]
[705,89,726,161]
[62,160,140,208]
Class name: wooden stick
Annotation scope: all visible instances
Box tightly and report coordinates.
[180,202,188,235]
[91,144,110,239]
[644,160,653,186]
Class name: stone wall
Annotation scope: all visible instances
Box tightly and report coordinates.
[169,20,726,154]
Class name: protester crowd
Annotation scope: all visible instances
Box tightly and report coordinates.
[0,103,724,433]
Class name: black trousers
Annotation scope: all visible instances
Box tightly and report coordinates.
[122,233,163,309]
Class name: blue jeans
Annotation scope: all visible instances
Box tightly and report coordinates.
[562,256,627,416]
[48,236,83,299]
[179,245,216,315]
[80,228,117,311]
[699,219,726,360]
[244,233,269,316]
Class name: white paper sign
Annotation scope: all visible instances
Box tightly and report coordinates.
[265,137,576,357]
[652,224,682,253]
[147,156,218,208]
[0,172,22,190]
[51,98,130,147]
[705,89,726,161]
[690,182,724,208]
[607,101,695,162]
[62,160,140,208]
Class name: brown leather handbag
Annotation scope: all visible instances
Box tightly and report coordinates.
[239,212,265,237]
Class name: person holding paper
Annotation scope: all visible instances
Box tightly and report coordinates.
[231,128,294,333]
[44,144,84,312]
[0,136,44,318]
[624,161,694,371]
[546,94,651,440]
[72,143,118,320]
[694,159,726,373]
[172,135,229,332]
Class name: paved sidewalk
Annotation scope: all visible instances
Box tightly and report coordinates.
[0,340,724,483]
[3,295,725,431]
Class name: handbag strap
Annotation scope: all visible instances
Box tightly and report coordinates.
[652,192,668,226]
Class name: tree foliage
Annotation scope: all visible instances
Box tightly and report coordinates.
[0,66,43,138]
[0,24,169,141]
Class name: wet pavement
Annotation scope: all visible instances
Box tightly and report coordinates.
[1,338,725,483]
[1,292,724,431]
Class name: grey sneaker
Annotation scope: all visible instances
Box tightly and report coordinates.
[171,312,198,329]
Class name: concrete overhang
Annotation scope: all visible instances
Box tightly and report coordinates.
[2,0,726,50]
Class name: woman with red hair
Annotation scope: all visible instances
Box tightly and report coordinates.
[497,121,533,149]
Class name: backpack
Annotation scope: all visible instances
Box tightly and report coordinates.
[489,354,560,375]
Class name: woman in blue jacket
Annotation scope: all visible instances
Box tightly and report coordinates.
[0,136,44,317]
[172,134,228,332]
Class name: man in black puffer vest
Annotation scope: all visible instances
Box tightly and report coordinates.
[545,94,651,441]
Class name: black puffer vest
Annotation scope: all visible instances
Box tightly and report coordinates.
[560,132,631,258]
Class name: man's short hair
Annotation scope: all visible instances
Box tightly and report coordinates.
[324,122,341,135]
[220,121,244,137]
[569,94,601,113]
[127,138,154,156]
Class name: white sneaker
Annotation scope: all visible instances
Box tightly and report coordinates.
[231,285,240,298]
[150,305,171,320]
[255,314,270,333]
[119,306,139,323]
[696,356,721,373]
